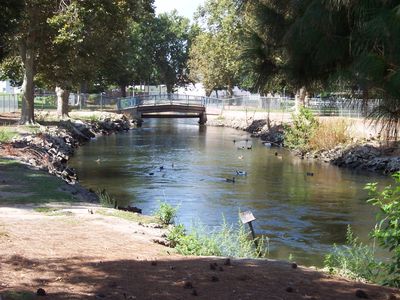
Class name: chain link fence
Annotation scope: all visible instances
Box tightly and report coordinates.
[0,92,381,119]
[216,96,379,118]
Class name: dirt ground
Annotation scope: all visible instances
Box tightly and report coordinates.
[0,204,399,300]
[0,112,19,126]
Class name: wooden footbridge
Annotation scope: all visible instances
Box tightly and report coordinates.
[117,94,217,125]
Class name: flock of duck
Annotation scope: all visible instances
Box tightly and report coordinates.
[226,138,314,183]
[95,137,314,181]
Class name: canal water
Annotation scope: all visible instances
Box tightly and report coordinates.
[70,118,391,266]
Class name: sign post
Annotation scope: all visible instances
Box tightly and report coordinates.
[239,211,258,248]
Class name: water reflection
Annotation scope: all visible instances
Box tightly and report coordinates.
[71,118,390,266]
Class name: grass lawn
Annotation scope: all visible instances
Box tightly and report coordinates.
[0,159,78,205]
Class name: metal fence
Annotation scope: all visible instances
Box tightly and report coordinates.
[0,94,19,113]
[0,92,381,119]
[216,96,379,118]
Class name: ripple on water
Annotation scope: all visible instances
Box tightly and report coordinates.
[70,119,391,266]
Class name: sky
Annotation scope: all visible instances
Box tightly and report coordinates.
[154,0,205,20]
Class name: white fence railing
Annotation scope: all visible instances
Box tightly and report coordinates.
[0,94,19,113]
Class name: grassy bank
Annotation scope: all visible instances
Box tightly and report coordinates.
[0,159,78,205]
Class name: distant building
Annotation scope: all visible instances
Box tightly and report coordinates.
[177,83,254,98]
[0,80,20,94]
[134,85,168,95]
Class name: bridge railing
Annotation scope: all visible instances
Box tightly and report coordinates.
[117,94,216,110]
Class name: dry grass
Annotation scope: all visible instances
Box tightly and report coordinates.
[309,118,350,151]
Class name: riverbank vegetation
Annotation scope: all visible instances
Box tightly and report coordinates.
[284,108,350,154]
[365,173,400,287]
[167,219,269,259]
[153,201,179,225]
[149,201,270,258]
[324,225,382,284]
[323,173,400,288]
[0,158,77,204]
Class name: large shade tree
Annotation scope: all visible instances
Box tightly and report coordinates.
[12,0,56,124]
[40,0,155,117]
[99,10,191,96]
[189,0,242,96]
[0,0,23,62]
[97,3,155,98]
[239,0,400,118]
[2,0,154,121]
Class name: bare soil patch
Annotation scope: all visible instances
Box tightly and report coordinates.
[0,205,399,300]
[0,112,19,126]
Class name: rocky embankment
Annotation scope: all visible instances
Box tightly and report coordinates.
[209,114,400,175]
[3,113,131,185]
[311,143,400,174]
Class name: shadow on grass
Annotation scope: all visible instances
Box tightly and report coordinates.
[0,159,81,205]
[0,255,398,300]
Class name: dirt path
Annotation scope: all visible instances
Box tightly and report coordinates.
[0,205,399,300]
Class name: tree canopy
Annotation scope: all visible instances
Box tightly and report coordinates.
[239,0,400,99]
[189,0,242,96]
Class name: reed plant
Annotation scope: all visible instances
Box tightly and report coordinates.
[97,189,118,208]
[309,118,350,151]
[324,225,382,283]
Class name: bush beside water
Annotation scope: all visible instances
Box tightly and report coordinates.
[153,201,178,225]
[284,108,350,153]
[365,172,400,287]
[167,219,269,259]
[324,225,382,283]
[324,172,400,288]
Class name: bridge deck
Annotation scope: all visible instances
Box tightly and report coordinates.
[117,95,209,124]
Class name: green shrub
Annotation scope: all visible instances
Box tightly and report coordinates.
[0,129,15,143]
[166,218,269,258]
[284,107,319,153]
[324,225,382,283]
[166,224,186,248]
[89,114,100,122]
[153,201,178,225]
[365,172,400,287]
[174,227,221,256]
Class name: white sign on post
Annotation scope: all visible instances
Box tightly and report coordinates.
[239,211,256,224]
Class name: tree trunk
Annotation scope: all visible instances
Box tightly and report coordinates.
[295,86,307,113]
[56,86,70,118]
[362,88,369,117]
[19,40,35,124]
[120,84,127,98]
[227,82,233,98]
[166,84,174,94]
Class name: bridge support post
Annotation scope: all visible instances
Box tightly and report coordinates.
[130,109,143,127]
[199,112,207,125]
